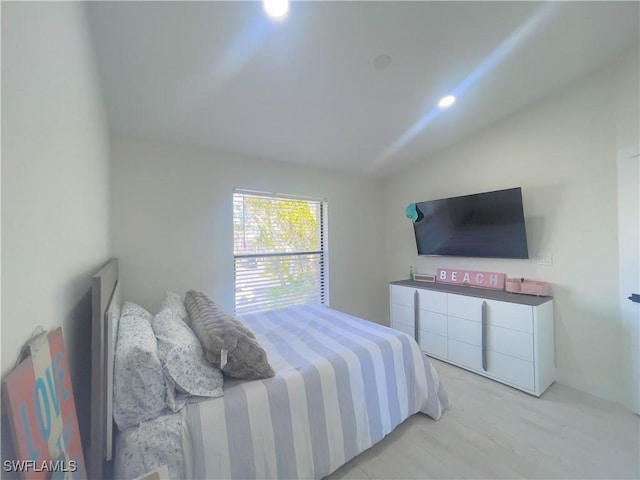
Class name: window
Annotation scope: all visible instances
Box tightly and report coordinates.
[233,190,327,315]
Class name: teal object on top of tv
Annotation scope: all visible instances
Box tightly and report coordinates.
[405,203,419,222]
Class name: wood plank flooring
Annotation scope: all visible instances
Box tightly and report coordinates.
[327,359,640,479]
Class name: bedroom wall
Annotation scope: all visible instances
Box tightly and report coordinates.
[1,1,111,438]
[383,47,639,408]
[110,134,387,325]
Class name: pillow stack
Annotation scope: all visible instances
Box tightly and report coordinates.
[152,308,224,411]
[185,290,275,380]
[112,290,275,432]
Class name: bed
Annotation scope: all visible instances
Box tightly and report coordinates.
[89,259,449,479]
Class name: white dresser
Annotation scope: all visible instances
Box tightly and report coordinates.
[390,280,555,396]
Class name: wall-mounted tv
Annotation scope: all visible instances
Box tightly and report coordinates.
[412,187,529,259]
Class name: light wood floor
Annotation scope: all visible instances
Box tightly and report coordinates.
[327,359,640,479]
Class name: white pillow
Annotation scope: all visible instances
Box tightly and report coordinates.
[152,309,223,412]
[160,291,189,323]
[113,313,167,430]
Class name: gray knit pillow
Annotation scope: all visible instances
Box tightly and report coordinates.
[184,290,275,380]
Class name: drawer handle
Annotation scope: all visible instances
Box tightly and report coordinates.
[481,301,488,371]
[414,290,419,342]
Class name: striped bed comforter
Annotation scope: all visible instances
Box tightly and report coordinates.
[182,304,449,479]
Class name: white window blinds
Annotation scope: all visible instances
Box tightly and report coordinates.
[233,191,327,315]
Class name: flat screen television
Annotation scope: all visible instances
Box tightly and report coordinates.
[412,187,529,259]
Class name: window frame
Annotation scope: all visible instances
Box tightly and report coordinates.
[233,189,329,314]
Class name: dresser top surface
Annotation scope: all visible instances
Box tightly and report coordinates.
[390,280,553,306]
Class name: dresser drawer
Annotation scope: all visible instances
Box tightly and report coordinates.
[417,289,447,314]
[390,303,415,338]
[448,338,482,371]
[448,316,533,361]
[418,310,447,336]
[418,331,447,359]
[447,294,484,322]
[448,316,480,346]
[390,285,415,308]
[393,322,414,339]
[485,300,533,333]
[448,339,534,391]
[486,350,535,392]
[487,326,533,362]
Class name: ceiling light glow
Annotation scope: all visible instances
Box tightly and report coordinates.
[263,0,289,19]
[438,95,456,109]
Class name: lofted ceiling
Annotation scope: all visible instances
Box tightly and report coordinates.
[85,1,639,177]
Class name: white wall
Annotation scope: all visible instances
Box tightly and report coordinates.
[383,48,639,407]
[1,1,111,437]
[110,134,387,325]
[615,48,640,413]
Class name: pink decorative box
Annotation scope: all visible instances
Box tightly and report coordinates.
[505,278,551,296]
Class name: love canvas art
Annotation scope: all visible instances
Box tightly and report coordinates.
[2,328,86,479]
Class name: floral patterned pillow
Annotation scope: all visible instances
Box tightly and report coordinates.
[113,313,167,430]
[152,309,223,412]
[114,412,183,480]
[121,301,153,323]
[160,291,189,324]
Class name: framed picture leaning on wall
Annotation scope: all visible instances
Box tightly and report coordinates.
[2,328,86,479]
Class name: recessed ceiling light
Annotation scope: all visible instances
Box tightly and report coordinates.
[438,95,456,109]
[263,0,289,19]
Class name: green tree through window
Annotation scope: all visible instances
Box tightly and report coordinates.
[233,191,327,314]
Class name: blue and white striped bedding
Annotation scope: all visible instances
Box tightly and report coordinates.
[185,304,448,479]
[116,304,449,479]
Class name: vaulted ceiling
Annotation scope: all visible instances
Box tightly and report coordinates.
[86,1,639,177]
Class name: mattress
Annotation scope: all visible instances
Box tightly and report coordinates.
[115,304,449,479]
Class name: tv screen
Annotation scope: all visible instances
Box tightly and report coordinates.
[412,187,529,259]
